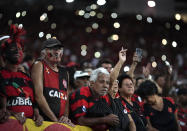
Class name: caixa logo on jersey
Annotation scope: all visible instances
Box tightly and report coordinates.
[49,89,67,100]
[7,97,32,106]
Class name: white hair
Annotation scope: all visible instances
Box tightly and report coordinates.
[89,67,110,82]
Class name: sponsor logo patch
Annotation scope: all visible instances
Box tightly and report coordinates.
[49,89,67,100]
[123,109,127,114]
[7,97,32,106]
[82,106,87,112]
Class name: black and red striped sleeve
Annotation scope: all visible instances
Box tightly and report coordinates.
[69,87,90,120]
[165,97,178,113]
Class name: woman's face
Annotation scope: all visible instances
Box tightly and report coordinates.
[119,78,134,96]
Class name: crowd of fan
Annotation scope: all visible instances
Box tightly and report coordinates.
[0,25,186,131]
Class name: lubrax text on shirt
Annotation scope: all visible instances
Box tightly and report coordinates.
[7,97,32,106]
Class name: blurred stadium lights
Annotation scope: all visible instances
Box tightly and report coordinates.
[113,22,120,28]
[46,34,51,39]
[175,24,180,30]
[16,12,21,18]
[147,17,153,23]
[39,32,44,38]
[78,10,85,16]
[40,13,47,21]
[81,45,87,50]
[94,51,101,58]
[147,0,156,7]
[92,23,99,29]
[111,13,118,19]
[124,66,130,72]
[161,55,167,61]
[22,11,27,17]
[172,41,177,47]
[136,14,142,20]
[175,13,181,20]
[152,61,157,68]
[81,50,87,56]
[90,4,97,10]
[47,5,54,11]
[162,39,167,45]
[97,0,106,6]
[111,34,119,41]
[66,0,74,3]
[18,24,23,28]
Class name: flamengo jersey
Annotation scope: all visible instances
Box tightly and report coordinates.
[41,61,68,120]
[0,68,34,118]
[69,86,109,131]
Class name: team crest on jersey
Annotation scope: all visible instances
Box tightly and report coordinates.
[62,79,67,88]
[82,106,87,112]
[123,109,127,114]
[46,67,50,74]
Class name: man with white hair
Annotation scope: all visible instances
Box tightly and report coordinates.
[31,38,74,126]
[69,67,120,130]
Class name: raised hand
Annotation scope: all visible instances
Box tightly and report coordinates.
[143,63,151,78]
[119,47,127,63]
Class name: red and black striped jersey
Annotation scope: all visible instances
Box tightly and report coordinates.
[178,107,187,131]
[69,86,110,130]
[40,61,68,120]
[69,86,98,120]
[0,68,34,118]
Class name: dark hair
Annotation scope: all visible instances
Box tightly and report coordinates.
[118,74,133,88]
[154,74,165,81]
[96,58,113,68]
[177,88,187,96]
[42,38,62,50]
[137,80,158,99]
[135,76,144,86]
[23,54,34,62]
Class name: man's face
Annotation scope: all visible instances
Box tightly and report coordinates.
[119,78,134,96]
[157,76,165,87]
[75,77,90,89]
[101,63,112,73]
[5,43,23,65]
[45,46,63,63]
[178,95,187,107]
[92,73,110,96]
